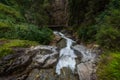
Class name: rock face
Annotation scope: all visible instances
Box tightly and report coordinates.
[0,46,59,80]
[50,0,68,26]
[73,45,98,80]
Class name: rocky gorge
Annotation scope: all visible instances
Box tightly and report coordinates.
[0,31,101,80]
[0,0,120,80]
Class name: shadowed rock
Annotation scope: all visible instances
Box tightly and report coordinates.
[0,46,59,80]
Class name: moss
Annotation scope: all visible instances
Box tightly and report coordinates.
[0,47,13,58]
[3,39,39,48]
[0,39,39,58]
[97,51,120,80]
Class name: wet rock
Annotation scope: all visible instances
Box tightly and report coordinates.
[31,46,58,68]
[0,48,28,76]
[54,34,62,42]
[26,69,40,80]
[72,45,99,80]
[77,61,98,80]
[54,31,66,49]
[0,45,59,80]
[5,54,32,74]
[26,68,79,80]
[50,32,62,46]
[77,62,92,80]
[57,68,79,80]
[43,58,57,68]
[15,73,28,80]
[73,49,82,64]
[57,38,66,49]
[27,68,57,80]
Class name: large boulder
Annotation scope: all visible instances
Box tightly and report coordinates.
[0,46,59,80]
[72,45,99,80]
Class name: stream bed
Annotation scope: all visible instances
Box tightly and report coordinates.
[0,31,100,80]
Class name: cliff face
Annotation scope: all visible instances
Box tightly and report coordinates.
[50,0,68,26]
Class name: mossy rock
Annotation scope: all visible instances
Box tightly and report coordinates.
[0,39,39,58]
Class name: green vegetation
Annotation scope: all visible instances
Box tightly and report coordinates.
[0,0,53,58]
[0,0,120,79]
[77,25,97,42]
[72,0,120,50]
[96,25,120,50]
[69,1,120,79]
[0,3,22,19]
[0,24,53,44]
[0,39,39,58]
[95,0,120,50]
[0,1,53,44]
[97,52,120,80]
[3,39,39,48]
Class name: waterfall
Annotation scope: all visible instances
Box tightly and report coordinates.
[54,31,97,80]
[54,31,77,75]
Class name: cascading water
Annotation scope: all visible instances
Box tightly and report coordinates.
[54,31,77,75]
[72,45,97,80]
[54,31,97,80]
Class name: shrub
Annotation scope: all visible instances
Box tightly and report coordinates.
[96,25,120,50]
[97,52,120,80]
[77,25,98,42]
[0,2,53,45]
[95,7,120,50]
[2,24,53,44]
[0,21,13,38]
[0,3,22,19]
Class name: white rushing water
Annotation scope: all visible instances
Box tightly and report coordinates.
[54,31,77,75]
[54,31,97,80]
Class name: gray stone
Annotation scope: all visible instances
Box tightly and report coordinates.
[26,69,40,80]
[56,38,66,49]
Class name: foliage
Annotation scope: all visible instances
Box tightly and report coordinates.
[13,0,50,25]
[0,21,11,29]
[0,2,53,45]
[0,21,13,38]
[0,24,53,44]
[97,52,120,80]
[95,0,120,50]
[0,3,23,20]
[96,25,120,50]
[0,0,50,25]
[77,25,98,42]
[76,0,120,50]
